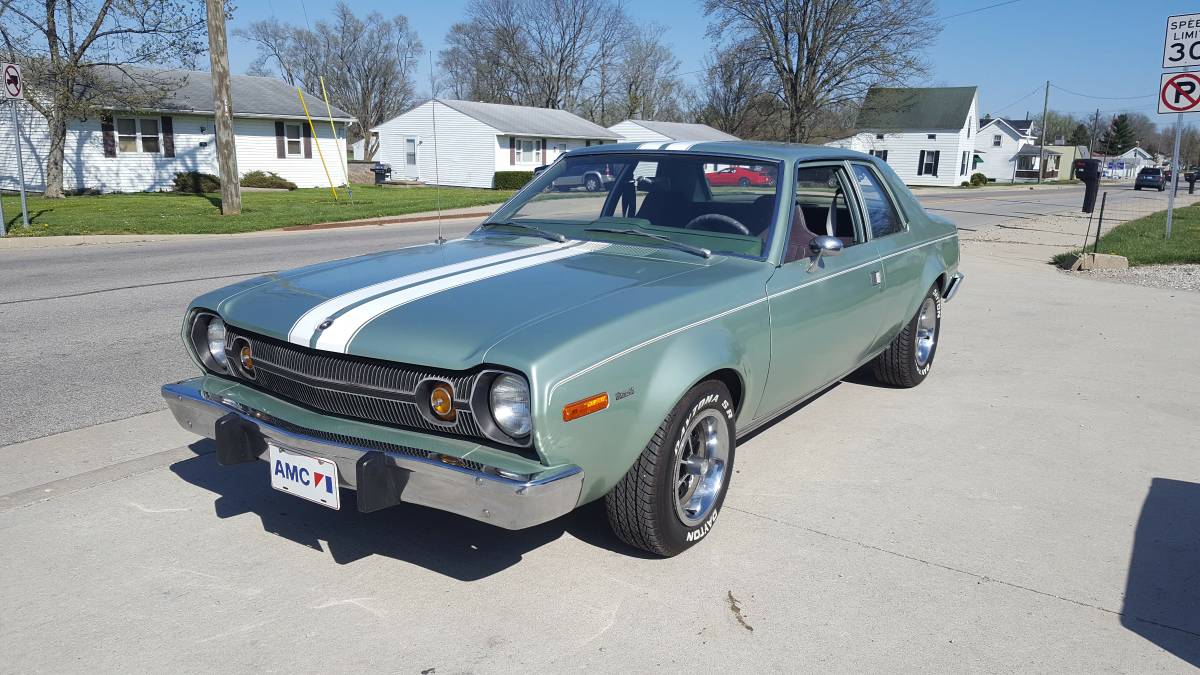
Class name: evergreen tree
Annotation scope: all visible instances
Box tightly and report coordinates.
[1100,114,1136,155]
[1068,123,1090,146]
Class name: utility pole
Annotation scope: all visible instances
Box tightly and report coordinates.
[206,0,241,215]
[1038,80,1049,184]
[1090,108,1101,154]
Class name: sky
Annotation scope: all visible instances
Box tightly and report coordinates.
[225,0,1195,126]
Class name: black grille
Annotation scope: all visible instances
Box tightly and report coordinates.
[227,327,485,440]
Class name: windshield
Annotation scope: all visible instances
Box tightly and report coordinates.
[485,153,783,258]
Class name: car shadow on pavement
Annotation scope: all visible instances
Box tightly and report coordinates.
[1120,477,1200,667]
[170,441,656,581]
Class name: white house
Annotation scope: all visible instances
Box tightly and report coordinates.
[974,117,1060,181]
[825,86,979,188]
[352,99,619,188]
[607,119,738,144]
[0,67,351,193]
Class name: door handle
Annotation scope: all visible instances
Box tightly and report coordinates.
[869,270,882,286]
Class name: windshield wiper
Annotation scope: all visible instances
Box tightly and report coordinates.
[479,220,566,243]
[584,227,711,259]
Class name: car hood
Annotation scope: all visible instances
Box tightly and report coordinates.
[202,236,731,370]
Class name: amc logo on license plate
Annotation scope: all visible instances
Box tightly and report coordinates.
[268,445,341,510]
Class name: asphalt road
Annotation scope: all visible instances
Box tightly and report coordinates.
[0,182,1134,448]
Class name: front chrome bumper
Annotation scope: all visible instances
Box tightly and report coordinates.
[161,378,583,529]
[944,272,965,302]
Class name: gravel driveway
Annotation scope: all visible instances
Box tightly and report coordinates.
[1074,264,1200,293]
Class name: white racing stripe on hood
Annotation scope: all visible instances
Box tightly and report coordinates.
[314,241,611,353]
[287,240,571,346]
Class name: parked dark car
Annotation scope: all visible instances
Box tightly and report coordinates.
[1135,167,1165,191]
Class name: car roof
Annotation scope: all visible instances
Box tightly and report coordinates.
[569,140,870,164]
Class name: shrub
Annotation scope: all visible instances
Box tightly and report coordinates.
[960,181,970,187]
[969,172,988,187]
[241,170,298,190]
[173,171,221,193]
[494,171,533,190]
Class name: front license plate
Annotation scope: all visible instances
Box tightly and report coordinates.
[268,444,340,510]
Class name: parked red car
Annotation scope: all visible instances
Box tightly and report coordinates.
[705,166,775,187]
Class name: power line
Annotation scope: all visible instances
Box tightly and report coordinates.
[936,0,1024,22]
[989,84,1043,115]
[1050,84,1153,101]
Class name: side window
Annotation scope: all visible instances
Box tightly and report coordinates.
[784,164,862,264]
[851,163,903,238]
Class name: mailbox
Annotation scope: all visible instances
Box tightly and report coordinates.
[1074,158,1101,213]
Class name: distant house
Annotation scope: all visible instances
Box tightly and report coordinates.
[974,117,1057,182]
[825,86,979,187]
[352,100,620,188]
[0,67,351,193]
[607,119,738,144]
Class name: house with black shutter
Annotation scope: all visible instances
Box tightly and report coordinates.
[825,86,980,187]
[0,67,352,194]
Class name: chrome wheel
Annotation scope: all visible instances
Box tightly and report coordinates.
[673,409,731,526]
[914,296,938,367]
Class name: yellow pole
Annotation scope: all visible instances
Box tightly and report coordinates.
[318,76,350,200]
[296,87,338,201]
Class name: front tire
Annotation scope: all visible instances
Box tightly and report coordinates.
[585,175,601,192]
[605,381,736,557]
[872,284,942,388]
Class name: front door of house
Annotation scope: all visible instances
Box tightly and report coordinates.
[403,137,419,179]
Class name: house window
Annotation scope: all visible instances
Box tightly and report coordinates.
[869,149,888,162]
[1017,155,1036,171]
[515,138,542,164]
[992,134,1002,147]
[875,133,884,140]
[918,150,940,176]
[960,151,969,175]
[927,134,937,140]
[115,117,161,154]
[285,123,302,156]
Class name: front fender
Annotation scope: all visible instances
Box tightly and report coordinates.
[536,298,771,505]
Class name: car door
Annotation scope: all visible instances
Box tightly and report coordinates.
[756,161,887,418]
[846,161,925,354]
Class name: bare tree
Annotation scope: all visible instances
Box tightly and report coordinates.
[440,0,627,112]
[611,27,684,123]
[695,45,772,137]
[236,2,422,159]
[0,0,208,197]
[703,0,940,143]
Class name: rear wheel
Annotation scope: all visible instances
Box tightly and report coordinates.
[872,284,942,388]
[606,381,736,557]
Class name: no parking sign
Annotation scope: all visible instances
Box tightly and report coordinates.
[1159,72,1200,114]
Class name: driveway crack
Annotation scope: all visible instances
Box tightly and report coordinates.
[724,504,1200,641]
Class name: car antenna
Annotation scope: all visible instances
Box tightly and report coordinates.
[429,51,446,244]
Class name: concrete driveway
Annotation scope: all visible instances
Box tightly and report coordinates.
[1,187,1197,671]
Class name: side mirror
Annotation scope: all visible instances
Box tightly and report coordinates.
[807,235,843,272]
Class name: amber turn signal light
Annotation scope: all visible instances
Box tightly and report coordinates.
[430,383,456,421]
[562,393,608,422]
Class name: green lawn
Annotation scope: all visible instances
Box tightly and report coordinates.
[0,185,515,236]
[1054,202,1200,266]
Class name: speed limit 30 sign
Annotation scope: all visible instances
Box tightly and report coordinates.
[1164,13,1200,68]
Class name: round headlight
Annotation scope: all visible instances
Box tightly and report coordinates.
[489,374,531,438]
[206,317,228,369]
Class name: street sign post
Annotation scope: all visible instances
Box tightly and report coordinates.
[1164,13,1200,69]
[2,62,29,234]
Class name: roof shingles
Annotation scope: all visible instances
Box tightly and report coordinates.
[855,86,977,132]
[439,99,619,140]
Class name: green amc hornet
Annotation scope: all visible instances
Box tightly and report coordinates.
[163,142,963,557]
